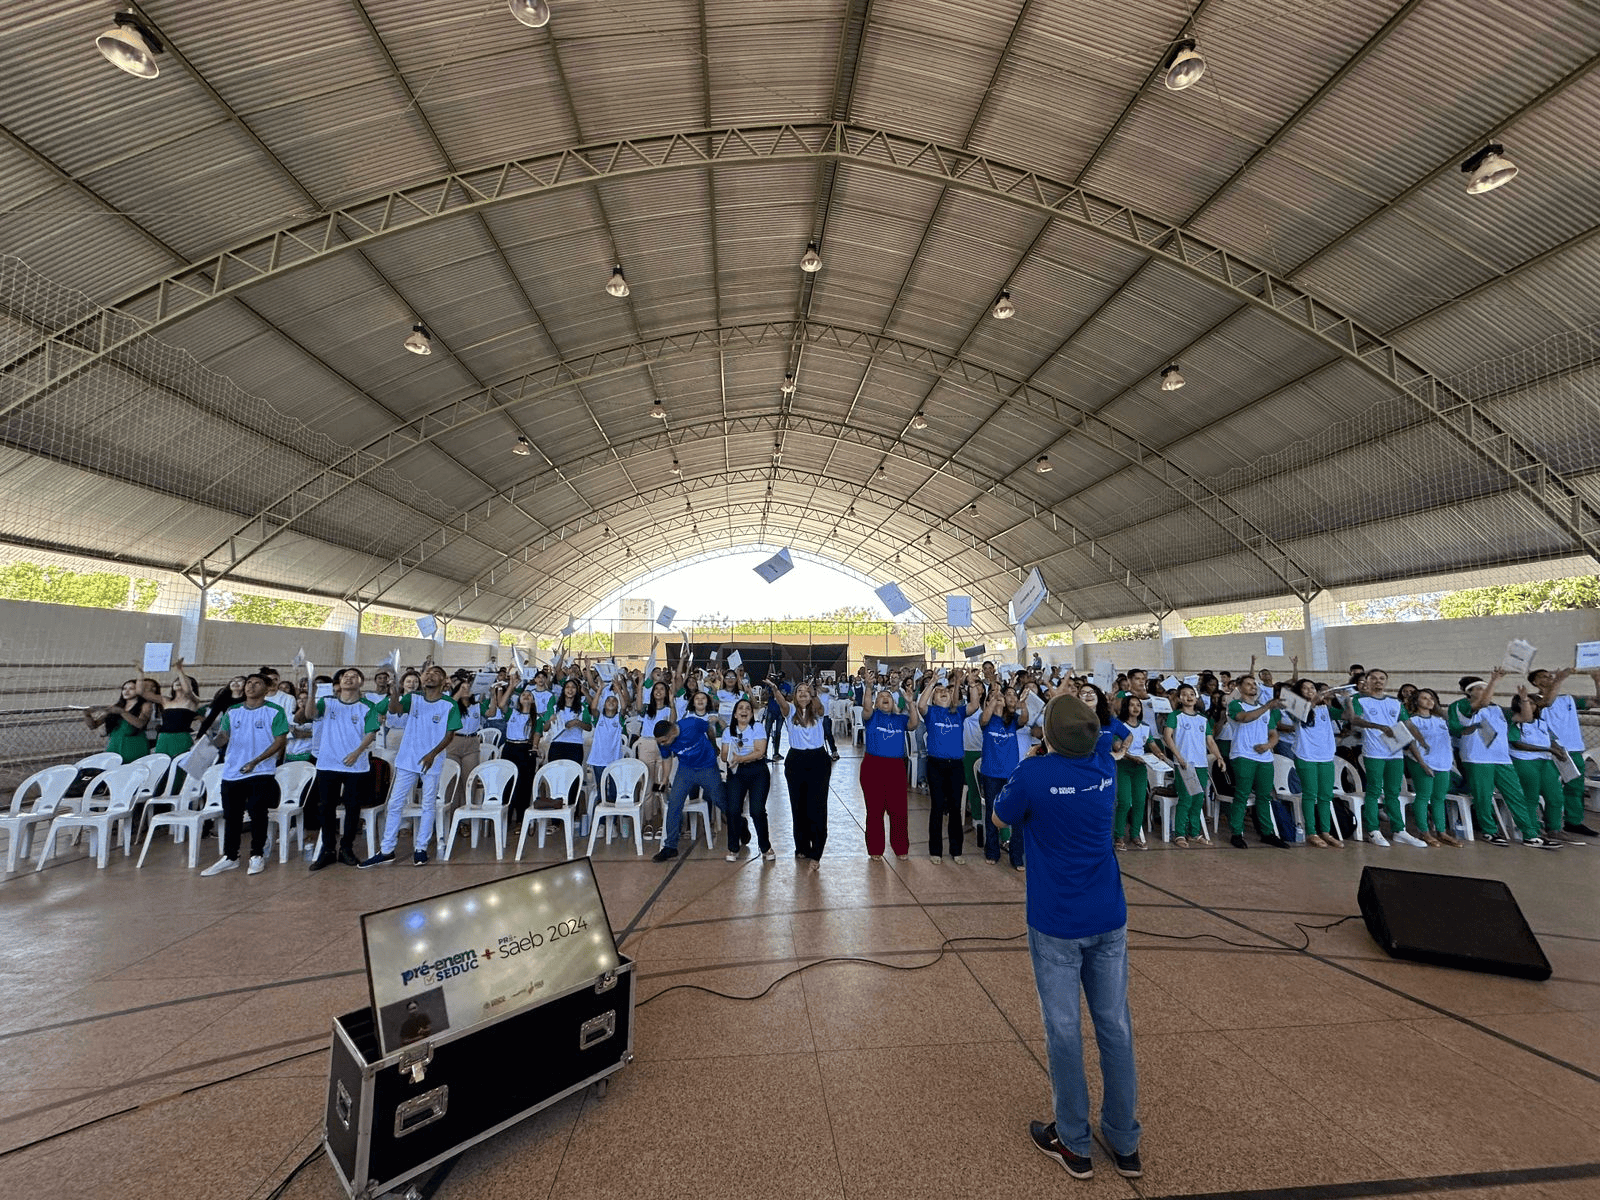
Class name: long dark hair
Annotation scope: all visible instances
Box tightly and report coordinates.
[554,678,582,713]
[646,680,671,718]
[1080,684,1112,728]
[1115,693,1143,725]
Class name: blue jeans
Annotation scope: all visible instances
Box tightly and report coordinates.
[981,774,1023,867]
[663,765,725,850]
[1029,925,1141,1158]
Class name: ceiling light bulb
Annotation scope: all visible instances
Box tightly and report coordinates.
[1160,364,1185,391]
[606,265,630,297]
[512,436,532,456]
[670,459,681,475]
[991,290,1016,320]
[403,324,432,355]
[925,533,932,546]
[910,410,928,431]
[96,13,163,78]
[968,502,978,515]
[1035,455,1052,474]
[1462,143,1518,194]
[507,0,551,28]
[876,462,886,475]
[650,400,666,420]
[799,242,823,273]
[1163,37,1206,91]
[781,372,796,396]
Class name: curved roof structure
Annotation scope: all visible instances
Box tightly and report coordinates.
[2,1,1598,634]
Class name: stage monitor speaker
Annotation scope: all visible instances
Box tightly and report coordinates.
[1356,866,1550,981]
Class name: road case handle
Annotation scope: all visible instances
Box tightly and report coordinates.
[394,1086,449,1138]
[579,1011,616,1050]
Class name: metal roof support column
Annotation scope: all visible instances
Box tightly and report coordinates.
[1158,612,1189,673]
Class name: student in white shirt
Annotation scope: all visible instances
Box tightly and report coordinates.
[720,697,771,860]
[301,667,381,869]
[361,666,460,868]
[201,674,289,877]
[1527,666,1600,838]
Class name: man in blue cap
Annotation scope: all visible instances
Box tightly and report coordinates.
[994,692,1143,1181]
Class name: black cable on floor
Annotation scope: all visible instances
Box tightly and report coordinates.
[260,1144,324,1200]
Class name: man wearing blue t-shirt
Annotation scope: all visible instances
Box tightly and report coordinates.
[651,713,725,862]
[994,693,1143,1182]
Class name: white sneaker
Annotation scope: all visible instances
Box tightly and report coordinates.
[930,855,942,864]
[952,855,965,864]
[202,857,238,876]
[1366,830,1391,847]
[1394,830,1427,848]
[247,855,266,875]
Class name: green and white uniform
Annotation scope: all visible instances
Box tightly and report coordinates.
[1539,693,1589,828]
[1114,723,1155,841]
[1226,698,1278,838]
[1405,712,1454,834]
[1510,717,1564,835]
[1448,698,1535,839]
[1286,703,1337,837]
[1163,710,1211,839]
[1351,694,1405,834]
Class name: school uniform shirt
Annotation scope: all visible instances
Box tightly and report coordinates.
[716,688,744,720]
[1451,699,1511,765]
[719,723,765,763]
[1409,713,1454,773]
[542,703,590,746]
[980,713,1022,779]
[785,709,828,751]
[528,688,555,719]
[314,697,381,773]
[1164,710,1210,766]
[395,693,462,774]
[1541,694,1587,755]
[663,714,718,769]
[458,705,483,736]
[1227,699,1276,763]
[1509,718,1555,761]
[639,701,685,739]
[1351,694,1405,761]
[1287,707,1336,763]
[590,712,625,768]
[219,703,290,782]
[1115,691,1157,730]
[504,710,535,743]
[925,705,965,761]
[864,710,910,758]
[1119,723,1155,759]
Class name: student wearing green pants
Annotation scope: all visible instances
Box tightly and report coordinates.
[1527,666,1600,839]
[1449,672,1558,849]
[1283,678,1340,847]
[1227,677,1287,849]
[1161,686,1221,846]
[1345,669,1429,847]
[1403,689,1461,846]
[1508,694,1570,839]
[1112,695,1163,849]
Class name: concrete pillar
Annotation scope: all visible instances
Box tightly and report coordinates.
[327,602,362,667]
[1303,596,1336,672]
[1074,624,1097,673]
[1158,611,1189,671]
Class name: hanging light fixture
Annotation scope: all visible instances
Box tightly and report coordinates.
[670,458,682,475]
[910,410,929,431]
[781,371,796,396]
[605,265,630,297]
[507,0,551,28]
[403,324,432,356]
[925,533,933,547]
[1160,363,1186,391]
[1461,143,1519,194]
[96,12,163,78]
[650,399,666,420]
[968,501,979,516]
[1162,36,1207,91]
[991,290,1016,320]
[799,242,823,273]
[1035,454,1053,474]
[512,436,532,456]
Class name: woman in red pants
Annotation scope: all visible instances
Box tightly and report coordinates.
[861,683,922,860]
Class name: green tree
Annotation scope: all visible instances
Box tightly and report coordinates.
[1438,575,1600,619]
[211,591,333,628]
[1184,607,1303,637]
[361,611,421,637]
[0,562,160,611]
[1096,623,1159,642]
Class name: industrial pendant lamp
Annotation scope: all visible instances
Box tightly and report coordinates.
[799,242,823,273]
[605,265,630,297]
[910,410,929,431]
[507,0,551,28]
[403,324,433,355]
[781,371,796,396]
[1461,143,1519,194]
[991,290,1016,320]
[1162,37,1206,91]
[1160,363,1186,391]
[1035,454,1052,474]
[650,399,666,420]
[512,436,532,456]
[96,12,163,78]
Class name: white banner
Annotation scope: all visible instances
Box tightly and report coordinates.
[945,595,972,628]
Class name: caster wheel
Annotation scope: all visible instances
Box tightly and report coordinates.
[593,1077,609,1099]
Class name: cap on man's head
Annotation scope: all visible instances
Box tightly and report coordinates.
[1043,695,1099,758]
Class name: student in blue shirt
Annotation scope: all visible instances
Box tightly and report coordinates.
[650,697,725,863]
[995,694,1143,1183]
[978,686,1026,869]
[861,684,922,860]
[920,669,979,862]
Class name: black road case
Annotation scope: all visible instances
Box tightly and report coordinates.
[324,954,634,1198]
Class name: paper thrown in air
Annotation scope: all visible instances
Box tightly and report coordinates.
[597,662,617,682]
[963,644,986,660]
[727,651,743,670]
[875,581,912,616]
[1501,638,1536,674]
[1576,641,1600,670]
[656,606,676,628]
[1162,675,1181,691]
[416,615,438,639]
[1264,635,1284,658]
[560,614,577,637]
[291,646,306,669]
[142,642,173,674]
[945,595,972,628]
[753,548,794,583]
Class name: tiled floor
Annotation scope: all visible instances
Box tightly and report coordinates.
[2,747,1597,1200]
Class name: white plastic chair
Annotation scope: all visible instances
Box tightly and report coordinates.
[1271,756,1304,843]
[36,761,147,869]
[445,760,516,860]
[517,759,584,860]
[1330,758,1365,843]
[1444,788,1477,842]
[138,766,226,868]
[904,730,925,789]
[75,751,123,773]
[679,780,718,850]
[3,765,77,872]
[828,700,851,743]
[587,759,650,856]
[1142,759,1173,845]
[399,758,461,852]
[267,760,317,863]
[138,752,203,843]
[478,728,503,763]
[136,752,175,799]
[851,706,865,747]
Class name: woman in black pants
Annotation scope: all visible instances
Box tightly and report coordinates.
[720,697,771,860]
[775,680,831,871]
[494,682,539,826]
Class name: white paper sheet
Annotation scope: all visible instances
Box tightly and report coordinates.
[1162,675,1181,690]
[1093,658,1116,688]
[1379,723,1414,754]
[727,650,743,670]
[141,642,173,674]
[560,614,577,637]
[1178,764,1202,796]
[1183,674,1199,687]
[416,615,438,639]
[597,662,617,682]
[1576,641,1600,670]
[1476,721,1497,748]
[963,644,986,660]
[1501,638,1537,675]
[472,667,499,690]
[753,548,794,583]
[315,682,335,699]
[875,581,912,616]
[1264,636,1284,658]
[656,606,677,628]
[1556,751,1582,783]
[292,646,306,669]
[1149,697,1173,715]
[945,595,972,628]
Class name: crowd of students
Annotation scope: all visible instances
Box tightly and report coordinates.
[71,645,1598,878]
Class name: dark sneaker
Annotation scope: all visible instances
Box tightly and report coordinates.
[652,846,679,863]
[1029,1121,1092,1179]
[358,851,395,869]
[413,849,429,866]
[1487,832,1511,846]
[1567,822,1599,837]
[308,856,335,873]
[1262,834,1290,848]
[1230,834,1249,849]
[338,847,360,866]
[1523,836,1562,850]
[1113,1149,1143,1178]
